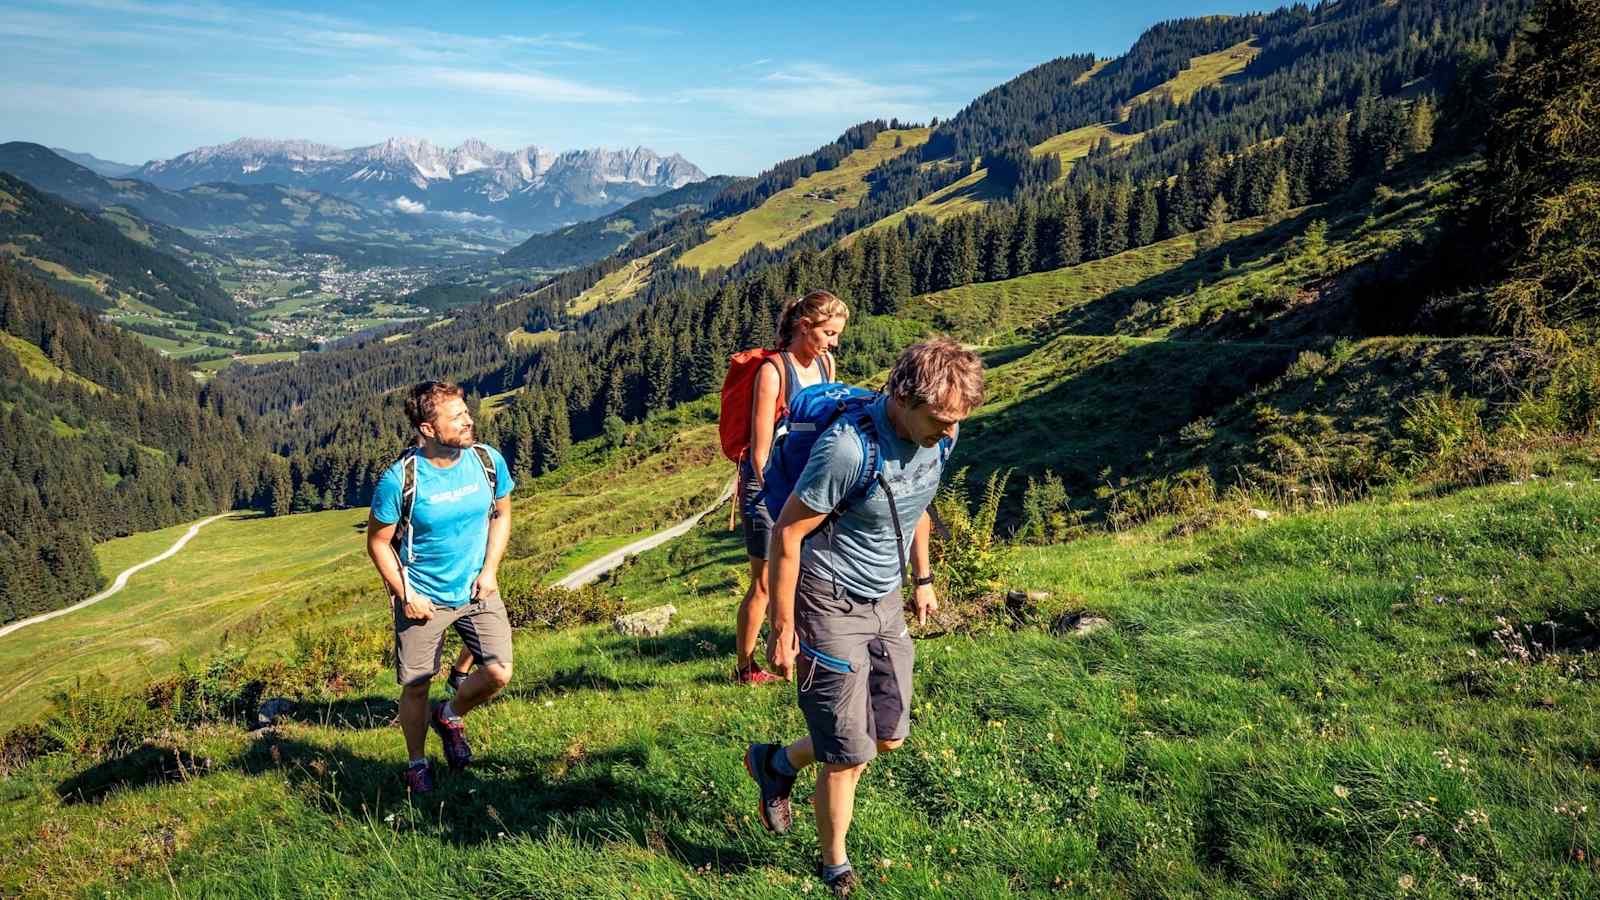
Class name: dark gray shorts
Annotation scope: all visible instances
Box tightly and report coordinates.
[739,456,772,560]
[392,592,513,687]
[794,567,914,765]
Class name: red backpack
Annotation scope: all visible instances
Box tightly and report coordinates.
[718,349,833,462]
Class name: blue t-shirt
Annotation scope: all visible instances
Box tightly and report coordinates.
[371,445,514,608]
[794,395,951,599]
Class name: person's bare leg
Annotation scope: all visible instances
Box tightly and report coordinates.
[815,762,866,867]
[450,646,473,676]
[398,681,431,759]
[781,735,816,769]
[735,556,769,670]
[447,661,511,716]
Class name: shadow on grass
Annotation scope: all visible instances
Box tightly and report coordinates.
[61,734,757,870]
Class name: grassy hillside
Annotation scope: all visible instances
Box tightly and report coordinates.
[0,332,105,393]
[858,41,1258,236]
[2,472,1595,896]
[0,510,376,730]
[676,128,931,271]
[570,247,666,316]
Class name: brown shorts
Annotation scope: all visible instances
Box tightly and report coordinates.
[392,592,514,687]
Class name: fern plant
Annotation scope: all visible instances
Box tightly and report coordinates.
[931,467,1014,602]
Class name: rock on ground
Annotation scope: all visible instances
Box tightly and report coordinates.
[614,604,677,637]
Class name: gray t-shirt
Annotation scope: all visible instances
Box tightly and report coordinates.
[794,395,951,598]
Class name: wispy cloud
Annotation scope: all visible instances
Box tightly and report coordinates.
[392,196,426,214]
[424,69,638,104]
[683,64,936,120]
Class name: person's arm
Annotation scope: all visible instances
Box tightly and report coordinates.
[910,510,938,626]
[765,493,830,679]
[367,514,431,621]
[474,495,512,600]
[749,361,782,486]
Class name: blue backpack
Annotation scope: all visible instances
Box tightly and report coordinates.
[761,384,953,583]
[761,383,881,524]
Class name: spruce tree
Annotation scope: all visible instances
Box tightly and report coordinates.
[1056,191,1083,267]
[1010,203,1037,277]
[1266,168,1292,223]
[1196,193,1230,254]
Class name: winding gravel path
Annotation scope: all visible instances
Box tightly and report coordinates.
[555,481,735,590]
[0,514,232,642]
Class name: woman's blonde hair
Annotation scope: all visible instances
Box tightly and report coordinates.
[775,289,849,349]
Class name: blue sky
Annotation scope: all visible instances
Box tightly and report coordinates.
[1,0,1271,175]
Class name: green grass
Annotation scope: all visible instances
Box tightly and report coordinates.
[191,351,300,372]
[677,128,931,271]
[0,510,381,730]
[3,475,1597,896]
[570,248,665,315]
[506,403,732,582]
[857,42,1257,239]
[0,333,105,393]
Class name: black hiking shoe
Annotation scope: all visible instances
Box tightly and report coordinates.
[743,743,795,834]
[818,863,858,898]
[401,760,435,795]
[430,702,473,770]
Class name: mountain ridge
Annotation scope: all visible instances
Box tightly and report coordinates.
[134,137,709,232]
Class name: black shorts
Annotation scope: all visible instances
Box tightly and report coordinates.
[739,456,773,560]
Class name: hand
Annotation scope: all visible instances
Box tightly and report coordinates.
[401,596,434,622]
[766,625,798,680]
[913,583,939,627]
[473,571,500,602]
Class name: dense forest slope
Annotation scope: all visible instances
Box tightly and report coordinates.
[0,263,263,622]
[0,173,238,327]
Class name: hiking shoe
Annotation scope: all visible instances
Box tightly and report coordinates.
[734,662,782,685]
[430,702,473,770]
[818,864,858,898]
[743,743,795,834]
[445,667,470,697]
[401,761,434,795]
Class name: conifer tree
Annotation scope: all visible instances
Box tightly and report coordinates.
[1266,168,1292,223]
[1196,193,1230,254]
[1010,203,1037,277]
[1055,190,1083,267]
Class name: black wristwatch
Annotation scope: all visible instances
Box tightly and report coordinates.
[913,574,935,587]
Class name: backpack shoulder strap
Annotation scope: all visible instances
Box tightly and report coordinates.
[471,444,500,518]
[392,448,419,563]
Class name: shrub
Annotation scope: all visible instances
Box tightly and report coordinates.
[1400,390,1510,484]
[501,575,623,631]
[1018,470,1085,544]
[1287,350,1328,378]
[932,468,1014,602]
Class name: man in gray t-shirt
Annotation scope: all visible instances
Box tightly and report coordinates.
[741,338,986,897]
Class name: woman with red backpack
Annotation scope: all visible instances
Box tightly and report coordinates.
[720,289,849,683]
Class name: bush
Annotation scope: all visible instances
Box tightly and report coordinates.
[932,467,1014,602]
[501,572,623,631]
[1400,390,1512,484]
[1018,470,1085,544]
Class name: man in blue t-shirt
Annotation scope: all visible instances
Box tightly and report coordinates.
[742,338,986,897]
[367,381,515,795]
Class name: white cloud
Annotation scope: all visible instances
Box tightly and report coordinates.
[426,68,639,105]
[436,209,496,223]
[392,196,426,214]
[682,64,936,120]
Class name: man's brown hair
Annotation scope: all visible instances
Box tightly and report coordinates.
[884,337,985,413]
[405,381,464,431]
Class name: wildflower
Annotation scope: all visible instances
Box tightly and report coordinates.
[1399,874,1415,890]
[1333,785,1350,799]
